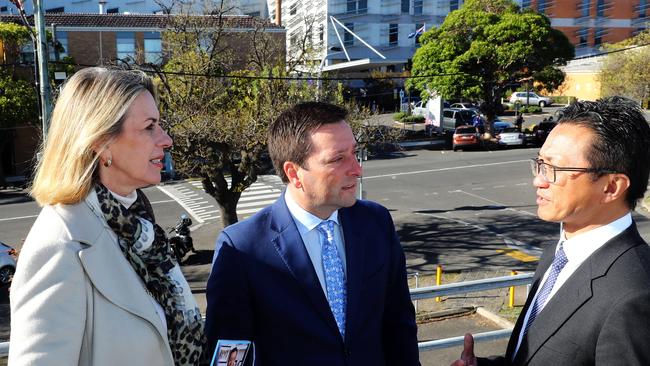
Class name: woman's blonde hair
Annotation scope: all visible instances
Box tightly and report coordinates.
[30,67,155,206]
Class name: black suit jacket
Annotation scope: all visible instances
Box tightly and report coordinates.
[204,197,420,366]
[479,222,650,366]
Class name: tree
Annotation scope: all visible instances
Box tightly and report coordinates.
[0,22,38,186]
[599,30,650,104]
[407,0,574,133]
[148,11,369,227]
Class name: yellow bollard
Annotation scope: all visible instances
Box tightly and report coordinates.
[509,270,517,308]
[436,265,442,302]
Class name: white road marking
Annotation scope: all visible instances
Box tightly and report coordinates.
[149,199,175,204]
[454,190,537,217]
[157,185,205,224]
[237,199,277,208]
[0,214,38,222]
[364,159,528,180]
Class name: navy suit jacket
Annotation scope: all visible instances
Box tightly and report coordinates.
[479,222,650,366]
[205,197,420,366]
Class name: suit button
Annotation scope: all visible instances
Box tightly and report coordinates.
[345,347,351,356]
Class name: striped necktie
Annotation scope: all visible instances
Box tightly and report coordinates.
[522,243,568,336]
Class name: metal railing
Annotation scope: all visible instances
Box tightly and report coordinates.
[0,273,534,357]
[411,272,534,351]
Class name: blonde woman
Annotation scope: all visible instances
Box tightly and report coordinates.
[9,67,205,365]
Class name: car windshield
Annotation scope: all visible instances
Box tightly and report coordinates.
[456,127,476,134]
[501,128,520,133]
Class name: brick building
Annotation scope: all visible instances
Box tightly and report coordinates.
[519,0,648,56]
[0,13,285,182]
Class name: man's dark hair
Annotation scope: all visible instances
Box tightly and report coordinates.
[556,96,650,209]
[268,102,348,183]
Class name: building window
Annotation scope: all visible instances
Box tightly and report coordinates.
[401,0,410,14]
[347,0,367,15]
[521,0,532,9]
[45,6,64,13]
[319,24,324,43]
[596,0,606,17]
[581,0,590,17]
[0,6,8,12]
[389,24,398,46]
[639,0,648,18]
[594,28,606,45]
[49,31,68,60]
[20,42,34,63]
[450,0,459,11]
[537,0,547,13]
[577,28,588,47]
[144,32,162,64]
[107,7,119,13]
[344,23,354,46]
[289,2,298,16]
[116,32,136,62]
[414,0,423,15]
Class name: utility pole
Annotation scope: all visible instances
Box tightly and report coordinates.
[9,0,52,137]
[34,0,52,136]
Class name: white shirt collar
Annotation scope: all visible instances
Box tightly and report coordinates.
[284,189,339,236]
[109,189,138,208]
[559,212,632,262]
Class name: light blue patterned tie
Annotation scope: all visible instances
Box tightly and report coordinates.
[317,220,347,338]
[522,242,568,336]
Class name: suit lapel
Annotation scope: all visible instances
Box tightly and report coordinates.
[515,223,643,365]
[269,198,341,335]
[339,205,365,343]
[55,197,169,343]
[78,232,169,341]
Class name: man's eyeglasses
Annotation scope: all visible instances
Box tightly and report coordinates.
[530,158,616,184]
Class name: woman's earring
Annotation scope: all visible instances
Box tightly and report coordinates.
[104,157,112,168]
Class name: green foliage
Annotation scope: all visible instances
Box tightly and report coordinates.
[407,0,573,129]
[0,70,37,127]
[519,105,542,113]
[393,112,407,121]
[599,30,650,103]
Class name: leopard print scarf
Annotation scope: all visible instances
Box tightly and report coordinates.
[95,184,205,365]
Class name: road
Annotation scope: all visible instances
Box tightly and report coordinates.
[359,146,650,274]
[3,146,650,273]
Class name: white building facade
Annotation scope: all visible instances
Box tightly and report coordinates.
[0,0,268,17]
[267,0,464,73]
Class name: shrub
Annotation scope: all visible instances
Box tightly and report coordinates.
[401,115,425,123]
[520,106,542,113]
[393,112,407,121]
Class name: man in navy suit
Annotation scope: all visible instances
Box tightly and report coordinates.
[205,102,420,366]
[452,97,650,366]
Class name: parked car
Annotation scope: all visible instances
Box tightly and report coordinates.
[496,127,525,147]
[492,119,514,134]
[442,108,477,132]
[534,121,557,146]
[412,100,428,117]
[0,241,17,286]
[449,102,480,113]
[161,150,175,181]
[452,125,482,151]
[509,92,553,107]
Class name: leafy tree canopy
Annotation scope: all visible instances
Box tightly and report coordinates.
[407,0,574,127]
[599,29,650,104]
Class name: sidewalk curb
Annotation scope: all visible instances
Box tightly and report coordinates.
[476,307,515,329]
[416,307,475,324]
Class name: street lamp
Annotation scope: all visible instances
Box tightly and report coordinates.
[316,46,342,101]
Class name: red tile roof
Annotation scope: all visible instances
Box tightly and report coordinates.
[0,13,283,30]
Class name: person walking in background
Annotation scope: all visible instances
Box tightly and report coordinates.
[9,67,205,366]
[452,96,650,366]
[515,113,524,132]
[205,102,420,366]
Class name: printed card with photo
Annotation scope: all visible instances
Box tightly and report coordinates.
[210,339,254,366]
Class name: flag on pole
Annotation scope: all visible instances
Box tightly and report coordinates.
[408,24,426,39]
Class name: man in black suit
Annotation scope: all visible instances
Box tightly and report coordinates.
[453,96,650,366]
